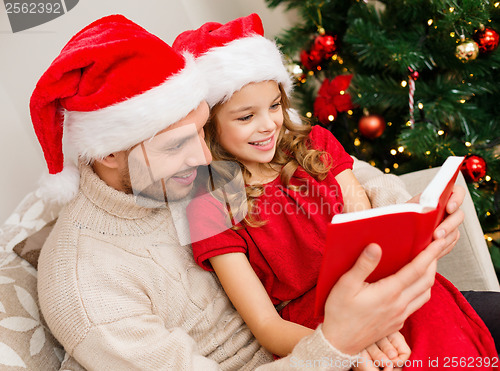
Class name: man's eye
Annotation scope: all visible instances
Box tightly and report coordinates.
[163,142,183,152]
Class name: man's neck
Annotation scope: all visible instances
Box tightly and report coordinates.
[92,161,126,193]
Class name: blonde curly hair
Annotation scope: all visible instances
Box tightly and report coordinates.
[205,83,332,227]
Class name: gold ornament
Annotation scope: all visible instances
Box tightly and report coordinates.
[455,38,479,61]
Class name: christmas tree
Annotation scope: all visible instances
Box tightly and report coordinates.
[265,0,500,273]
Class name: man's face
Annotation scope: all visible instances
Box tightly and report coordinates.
[122,101,212,204]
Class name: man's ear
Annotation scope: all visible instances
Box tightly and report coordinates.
[94,152,123,169]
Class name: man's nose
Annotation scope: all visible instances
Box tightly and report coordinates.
[185,137,212,167]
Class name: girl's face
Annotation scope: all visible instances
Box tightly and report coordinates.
[215,81,283,173]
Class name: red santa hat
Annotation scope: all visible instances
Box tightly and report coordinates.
[30,14,207,204]
[172,13,293,108]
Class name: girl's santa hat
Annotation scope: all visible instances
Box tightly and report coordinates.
[172,13,293,108]
[30,14,207,204]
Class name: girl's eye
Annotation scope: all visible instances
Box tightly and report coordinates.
[237,114,253,122]
[270,102,281,110]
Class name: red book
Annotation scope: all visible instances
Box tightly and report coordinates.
[315,156,465,316]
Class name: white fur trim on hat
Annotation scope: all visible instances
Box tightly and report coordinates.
[38,161,80,204]
[64,54,208,162]
[196,35,293,107]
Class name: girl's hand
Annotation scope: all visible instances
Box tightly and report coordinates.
[356,331,411,371]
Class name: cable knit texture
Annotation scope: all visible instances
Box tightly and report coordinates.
[37,163,360,370]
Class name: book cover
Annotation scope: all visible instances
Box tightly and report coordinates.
[315,156,465,316]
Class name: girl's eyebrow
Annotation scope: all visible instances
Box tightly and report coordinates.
[228,93,282,114]
[229,105,253,114]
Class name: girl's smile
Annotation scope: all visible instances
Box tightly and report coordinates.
[215,80,283,175]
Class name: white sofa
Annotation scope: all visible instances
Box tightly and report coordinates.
[0,166,498,370]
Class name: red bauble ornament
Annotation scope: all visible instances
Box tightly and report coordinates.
[358,115,386,139]
[312,34,337,60]
[461,155,487,182]
[473,27,499,54]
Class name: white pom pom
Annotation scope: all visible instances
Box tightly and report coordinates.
[287,108,303,125]
[38,162,80,204]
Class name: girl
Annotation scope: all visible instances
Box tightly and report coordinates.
[175,14,498,369]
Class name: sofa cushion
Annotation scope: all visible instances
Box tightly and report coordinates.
[13,219,57,269]
[0,250,64,369]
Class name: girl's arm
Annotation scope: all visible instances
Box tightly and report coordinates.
[335,169,371,212]
[209,252,313,357]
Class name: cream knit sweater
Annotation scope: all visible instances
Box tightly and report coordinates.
[38,161,410,371]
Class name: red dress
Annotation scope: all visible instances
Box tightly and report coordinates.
[189,125,352,328]
[188,125,498,369]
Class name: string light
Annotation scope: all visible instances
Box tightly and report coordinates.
[428,19,433,26]
[449,6,455,12]
[485,175,491,182]
[317,66,322,71]
[292,65,303,75]
[418,103,424,109]
[308,71,314,76]
[495,2,500,8]
[425,150,431,155]
[340,90,345,95]
[401,80,408,87]
[437,130,445,135]
[354,138,361,146]
[460,99,466,103]
[384,168,391,173]
[398,146,405,152]
[390,149,397,155]
[387,122,393,126]
[347,110,353,115]
[465,141,472,147]
[406,121,412,127]
[486,236,493,242]
[306,112,312,118]
[393,163,399,169]
[450,31,455,37]
[332,55,338,61]
[369,160,376,166]
[328,115,335,121]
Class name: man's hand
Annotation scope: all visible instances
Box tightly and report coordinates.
[433,185,465,258]
[320,238,444,356]
[406,185,465,259]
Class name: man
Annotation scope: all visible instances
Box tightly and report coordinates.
[33,15,464,370]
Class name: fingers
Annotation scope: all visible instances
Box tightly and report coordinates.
[355,350,389,371]
[438,228,460,258]
[446,185,465,214]
[335,244,382,295]
[389,238,443,290]
[387,332,411,363]
[366,340,394,370]
[376,337,399,360]
[434,207,464,240]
